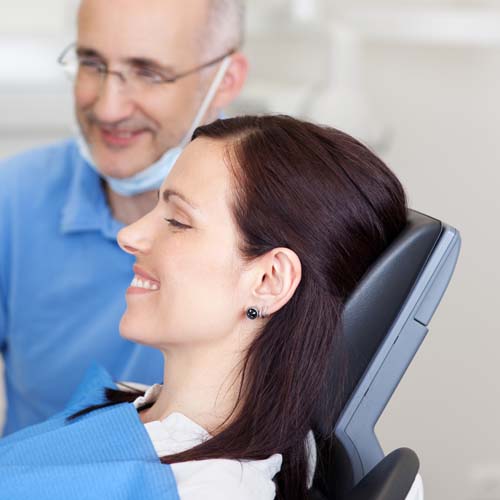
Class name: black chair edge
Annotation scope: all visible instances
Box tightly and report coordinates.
[343,448,420,500]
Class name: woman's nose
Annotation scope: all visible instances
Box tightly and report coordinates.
[117,216,153,256]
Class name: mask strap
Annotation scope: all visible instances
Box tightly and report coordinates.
[180,56,232,148]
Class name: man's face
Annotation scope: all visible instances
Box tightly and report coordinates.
[75,0,211,179]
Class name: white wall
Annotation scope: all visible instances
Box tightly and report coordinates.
[366,42,500,500]
[1,0,71,36]
[1,2,499,499]
[0,0,75,157]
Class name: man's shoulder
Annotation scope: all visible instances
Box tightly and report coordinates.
[0,139,78,203]
[0,139,78,188]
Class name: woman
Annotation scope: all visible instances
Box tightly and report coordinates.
[0,115,407,499]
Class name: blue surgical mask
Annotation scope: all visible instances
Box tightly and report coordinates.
[77,137,183,197]
[77,56,232,197]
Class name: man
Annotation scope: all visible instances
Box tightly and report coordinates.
[0,0,248,435]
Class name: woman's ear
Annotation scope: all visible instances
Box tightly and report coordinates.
[252,248,302,316]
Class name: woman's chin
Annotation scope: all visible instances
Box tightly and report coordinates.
[119,329,155,348]
[119,317,149,345]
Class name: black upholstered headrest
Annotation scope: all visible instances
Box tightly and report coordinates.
[314,210,442,436]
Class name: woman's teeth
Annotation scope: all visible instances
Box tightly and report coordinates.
[131,276,159,291]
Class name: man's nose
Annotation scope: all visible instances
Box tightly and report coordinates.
[92,74,135,124]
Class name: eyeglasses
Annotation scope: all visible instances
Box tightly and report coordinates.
[57,42,235,93]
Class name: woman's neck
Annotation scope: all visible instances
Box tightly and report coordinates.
[139,341,244,433]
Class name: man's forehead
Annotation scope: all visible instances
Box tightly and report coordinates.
[77,0,210,59]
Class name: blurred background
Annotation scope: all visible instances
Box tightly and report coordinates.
[0,1,498,498]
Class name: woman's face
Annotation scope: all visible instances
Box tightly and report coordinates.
[117,137,251,351]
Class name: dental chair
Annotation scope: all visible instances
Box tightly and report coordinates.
[309,210,461,500]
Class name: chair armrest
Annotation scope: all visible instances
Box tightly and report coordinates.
[344,448,419,500]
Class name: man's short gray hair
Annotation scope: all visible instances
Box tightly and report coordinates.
[204,0,245,56]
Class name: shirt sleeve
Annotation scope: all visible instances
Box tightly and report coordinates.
[405,473,424,500]
[171,456,281,500]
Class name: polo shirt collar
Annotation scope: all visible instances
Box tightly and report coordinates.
[61,141,124,240]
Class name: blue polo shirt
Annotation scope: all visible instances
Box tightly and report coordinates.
[0,139,164,435]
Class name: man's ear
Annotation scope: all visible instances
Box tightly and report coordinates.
[210,52,249,111]
[251,248,302,316]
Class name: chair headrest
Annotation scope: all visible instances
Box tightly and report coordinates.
[314,210,442,436]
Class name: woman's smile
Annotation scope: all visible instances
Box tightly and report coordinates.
[127,264,161,294]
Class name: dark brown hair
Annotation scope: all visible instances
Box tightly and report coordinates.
[71,115,407,499]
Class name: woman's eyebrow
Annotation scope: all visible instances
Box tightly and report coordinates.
[161,189,199,210]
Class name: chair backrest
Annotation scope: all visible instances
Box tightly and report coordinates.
[311,210,461,498]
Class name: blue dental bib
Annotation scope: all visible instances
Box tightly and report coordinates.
[0,364,180,500]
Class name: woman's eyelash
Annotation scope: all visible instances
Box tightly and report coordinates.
[164,218,191,229]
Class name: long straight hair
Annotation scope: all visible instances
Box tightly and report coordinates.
[71,115,407,499]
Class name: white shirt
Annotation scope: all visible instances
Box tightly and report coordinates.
[132,384,282,500]
[407,473,424,500]
[130,383,423,500]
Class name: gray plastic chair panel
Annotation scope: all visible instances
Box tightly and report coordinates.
[311,211,461,499]
[337,220,460,481]
[314,211,443,436]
